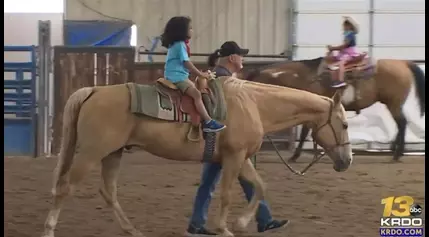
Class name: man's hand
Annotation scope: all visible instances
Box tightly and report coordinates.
[207,70,216,79]
[200,72,211,79]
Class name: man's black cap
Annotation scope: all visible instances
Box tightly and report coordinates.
[219,41,249,57]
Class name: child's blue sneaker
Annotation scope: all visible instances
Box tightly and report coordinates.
[202,120,226,133]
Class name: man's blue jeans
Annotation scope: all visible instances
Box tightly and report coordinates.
[189,162,273,228]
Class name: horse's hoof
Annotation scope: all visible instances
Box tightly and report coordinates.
[288,157,298,163]
[221,229,234,237]
[41,230,55,237]
[390,159,403,163]
[126,228,144,236]
[234,216,249,230]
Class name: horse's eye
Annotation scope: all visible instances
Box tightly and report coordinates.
[343,123,348,129]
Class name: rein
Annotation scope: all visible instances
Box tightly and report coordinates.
[267,101,350,176]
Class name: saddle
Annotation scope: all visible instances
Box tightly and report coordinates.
[155,77,218,141]
[325,53,368,71]
[156,78,203,126]
[318,53,375,114]
[320,53,375,83]
[126,73,226,142]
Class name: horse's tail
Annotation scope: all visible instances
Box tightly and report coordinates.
[52,87,94,195]
[407,62,425,116]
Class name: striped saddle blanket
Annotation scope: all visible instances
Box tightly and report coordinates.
[126,79,227,126]
[320,54,375,82]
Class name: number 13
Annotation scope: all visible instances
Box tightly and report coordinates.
[381,196,414,217]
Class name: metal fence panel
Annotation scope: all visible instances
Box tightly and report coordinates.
[4,46,37,157]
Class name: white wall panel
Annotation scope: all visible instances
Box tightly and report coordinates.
[372,0,425,59]
[294,0,425,60]
[373,14,425,46]
[296,14,370,46]
[294,0,370,60]
[65,0,290,62]
[373,0,424,11]
[372,47,424,60]
[296,0,369,12]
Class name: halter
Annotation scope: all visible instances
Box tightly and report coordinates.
[267,101,350,176]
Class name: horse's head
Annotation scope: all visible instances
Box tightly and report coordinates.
[311,91,352,172]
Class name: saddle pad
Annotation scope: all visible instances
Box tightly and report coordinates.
[322,57,374,78]
[344,58,372,71]
[126,83,191,122]
[125,79,227,122]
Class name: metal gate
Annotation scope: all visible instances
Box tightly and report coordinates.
[4,20,54,157]
[4,46,37,157]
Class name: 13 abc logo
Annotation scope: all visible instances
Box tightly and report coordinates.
[409,203,423,217]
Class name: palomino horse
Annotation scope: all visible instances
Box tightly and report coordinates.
[244,57,425,162]
[41,76,352,237]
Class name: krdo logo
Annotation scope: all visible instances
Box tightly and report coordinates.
[410,203,423,217]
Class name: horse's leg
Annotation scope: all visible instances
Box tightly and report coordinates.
[392,112,407,161]
[218,152,245,237]
[99,149,143,236]
[234,159,266,230]
[386,101,407,162]
[289,125,310,162]
[42,151,99,237]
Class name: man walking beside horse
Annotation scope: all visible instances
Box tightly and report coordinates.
[185,41,289,236]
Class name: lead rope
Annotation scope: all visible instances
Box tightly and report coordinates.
[266,136,326,176]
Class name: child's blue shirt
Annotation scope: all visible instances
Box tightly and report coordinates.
[343,31,356,47]
[164,41,190,83]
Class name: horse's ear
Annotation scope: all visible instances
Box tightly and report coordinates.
[332,90,342,106]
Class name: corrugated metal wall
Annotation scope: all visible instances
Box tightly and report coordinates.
[291,0,425,60]
[65,0,291,61]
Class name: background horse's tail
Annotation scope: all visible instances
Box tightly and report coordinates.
[52,87,94,195]
[407,62,425,116]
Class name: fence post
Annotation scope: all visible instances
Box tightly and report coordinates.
[37,20,52,157]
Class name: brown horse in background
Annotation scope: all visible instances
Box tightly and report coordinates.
[244,57,425,162]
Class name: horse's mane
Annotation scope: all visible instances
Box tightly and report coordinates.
[245,57,323,81]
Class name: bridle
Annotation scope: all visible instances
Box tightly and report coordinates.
[267,100,350,176]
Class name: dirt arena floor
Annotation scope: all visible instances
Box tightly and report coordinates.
[4,150,425,237]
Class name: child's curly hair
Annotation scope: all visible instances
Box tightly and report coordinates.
[161,16,191,48]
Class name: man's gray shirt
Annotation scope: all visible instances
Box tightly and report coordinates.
[213,66,232,78]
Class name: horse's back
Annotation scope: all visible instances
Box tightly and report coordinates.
[79,83,133,129]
